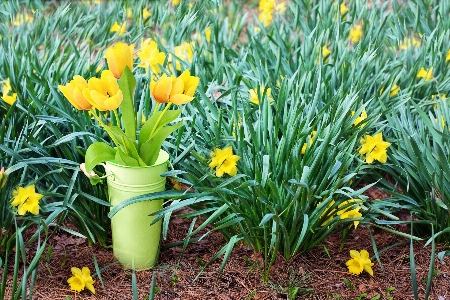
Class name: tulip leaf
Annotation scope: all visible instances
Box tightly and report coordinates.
[118,66,136,140]
[109,126,146,166]
[140,121,182,166]
[138,109,182,147]
[85,142,116,174]
[115,147,139,167]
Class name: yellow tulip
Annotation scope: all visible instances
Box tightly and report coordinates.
[150,70,199,105]
[179,69,200,97]
[105,42,134,79]
[58,75,92,110]
[82,70,123,111]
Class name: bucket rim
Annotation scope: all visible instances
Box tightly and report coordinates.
[105,150,169,169]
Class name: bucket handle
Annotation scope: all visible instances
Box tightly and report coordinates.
[80,162,114,181]
[102,163,116,181]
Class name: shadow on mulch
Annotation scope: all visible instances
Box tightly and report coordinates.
[3,213,450,300]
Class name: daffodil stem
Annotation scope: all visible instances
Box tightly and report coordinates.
[149,102,172,139]
[90,108,121,150]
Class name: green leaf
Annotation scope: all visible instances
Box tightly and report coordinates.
[115,147,139,167]
[85,142,116,174]
[140,122,182,166]
[118,66,136,140]
[109,126,146,166]
[139,109,182,147]
[259,213,275,226]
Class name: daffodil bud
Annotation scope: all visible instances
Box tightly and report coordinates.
[0,167,7,189]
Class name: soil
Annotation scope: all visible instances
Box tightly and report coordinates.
[3,188,450,300]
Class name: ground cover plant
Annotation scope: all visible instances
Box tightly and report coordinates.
[1,0,450,299]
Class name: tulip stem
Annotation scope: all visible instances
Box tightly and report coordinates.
[113,109,121,130]
[90,109,121,150]
[153,102,160,115]
[149,103,172,138]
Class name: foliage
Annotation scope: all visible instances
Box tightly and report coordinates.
[1,0,450,297]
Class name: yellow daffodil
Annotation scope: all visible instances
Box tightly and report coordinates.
[432,116,445,130]
[340,2,349,16]
[379,83,400,98]
[105,42,134,79]
[338,206,362,229]
[351,109,367,126]
[126,8,133,19]
[58,76,92,110]
[432,93,446,102]
[399,36,421,50]
[359,132,391,164]
[446,50,450,62]
[259,0,276,27]
[346,250,374,276]
[209,146,240,177]
[67,267,95,294]
[417,67,433,82]
[277,75,285,88]
[137,39,165,74]
[322,45,331,61]
[349,24,363,44]
[172,0,181,5]
[1,78,17,105]
[318,200,336,226]
[249,86,274,105]
[82,70,123,111]
[150,70,200,105]
[143,7,151,20]
[170,42,194,71]
[301,131,317,154]
[11,184,43,215]
[336,199,362,228]
[12,11,34,26]
[110,21,126,36]
[205,27,211,43]
[275,1,287,14]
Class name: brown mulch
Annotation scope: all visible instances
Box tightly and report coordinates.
[3,190,450,299]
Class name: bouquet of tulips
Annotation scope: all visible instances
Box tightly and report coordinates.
[58,42,199,182]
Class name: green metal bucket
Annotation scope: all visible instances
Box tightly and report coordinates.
[105,149,169,270]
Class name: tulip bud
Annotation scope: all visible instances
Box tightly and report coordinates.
[105,42,134,79]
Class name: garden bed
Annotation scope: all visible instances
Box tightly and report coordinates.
[4,214,450,299]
